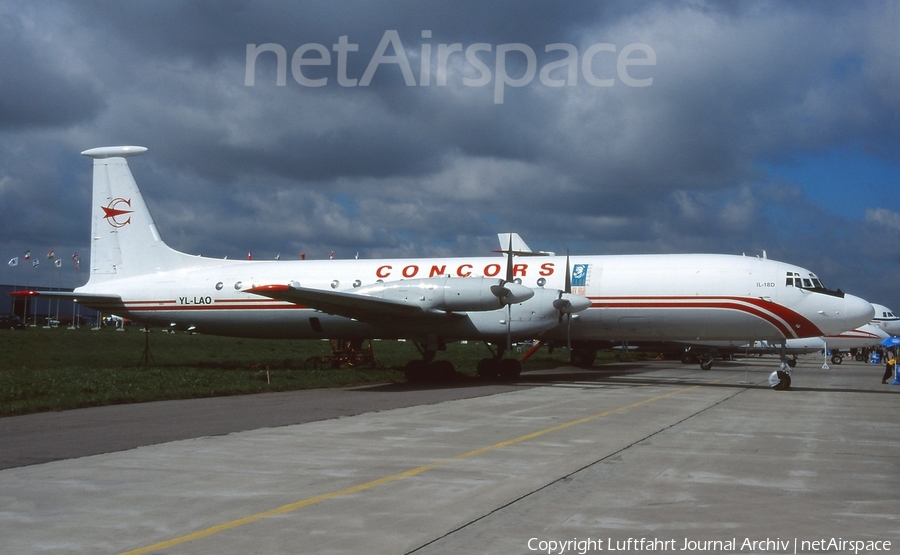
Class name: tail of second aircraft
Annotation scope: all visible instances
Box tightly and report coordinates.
[81,146,210,284]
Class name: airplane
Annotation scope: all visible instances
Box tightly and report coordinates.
[11,146,875,389]
[819,319,891,365]
[871,303,900,336]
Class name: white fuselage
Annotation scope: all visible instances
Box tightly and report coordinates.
[76,252,871,344]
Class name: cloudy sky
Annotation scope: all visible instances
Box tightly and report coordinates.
[1,1,898,311]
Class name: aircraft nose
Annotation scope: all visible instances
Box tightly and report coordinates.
[837,293,875,331]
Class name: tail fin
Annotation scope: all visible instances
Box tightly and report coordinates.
[81,146,202,282]
[496,232,555,256]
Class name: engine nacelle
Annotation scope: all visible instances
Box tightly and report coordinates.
[355,277,534,313]
[465,286,592,338]
[553,292,593,314]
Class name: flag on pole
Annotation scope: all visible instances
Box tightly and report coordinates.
[247,251,252,260]
[32,258,39,268]
[24,250,30,260]
[47,250,55,260]
[54,259,62,268]
[7,257,17,267]
[329,251,334,260]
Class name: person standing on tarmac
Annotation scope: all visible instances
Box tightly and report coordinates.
[884,355,895,384]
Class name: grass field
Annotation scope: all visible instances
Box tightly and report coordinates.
[0,325,618,417]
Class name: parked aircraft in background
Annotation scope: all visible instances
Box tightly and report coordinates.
[871,303,900,336]
[795,302,899,365]
[11,146,875,389]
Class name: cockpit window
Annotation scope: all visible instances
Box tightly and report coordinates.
[784,271,844,297]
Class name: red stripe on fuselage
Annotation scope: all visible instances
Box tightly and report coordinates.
[123,298,308,311]
[589,296,821,339]
[118,295,821,339]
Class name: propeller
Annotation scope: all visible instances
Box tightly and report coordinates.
[551,250,591,356]
[553,249,572,322]
[555,250,573,353]
[502,235,515,351]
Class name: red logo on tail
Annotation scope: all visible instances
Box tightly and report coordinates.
[102,198,133,228]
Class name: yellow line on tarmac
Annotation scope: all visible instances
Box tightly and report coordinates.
[120,379,722,555]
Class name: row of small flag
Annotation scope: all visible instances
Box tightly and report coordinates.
[6,251,80,269]
[246,251,353,260]
[247,252,323,260]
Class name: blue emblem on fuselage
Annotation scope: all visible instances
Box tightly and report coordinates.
[572,264,588,287]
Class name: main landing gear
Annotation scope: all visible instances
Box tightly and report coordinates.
[402,340,524,383]
[475,340,522,379]
[402,337,460,383]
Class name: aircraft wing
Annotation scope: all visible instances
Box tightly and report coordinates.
[8,290,127,313]
[245,283,448,322]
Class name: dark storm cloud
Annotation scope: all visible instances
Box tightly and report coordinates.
[0,6,105,129]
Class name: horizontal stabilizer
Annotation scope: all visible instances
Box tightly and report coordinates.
[9,290,127,313]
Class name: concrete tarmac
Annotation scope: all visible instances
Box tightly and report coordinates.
[1,357,898,554]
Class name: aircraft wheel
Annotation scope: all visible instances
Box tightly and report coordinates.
[855,353,865,362]
[429,360,456,380]
[831,354,843,365]
[768,370,792,390]
[570,347,597,368]
[497,358,522,380]
[787,358,797,368]
[404,360,429,383]
[476,358,498,379]
[700,359,713,371]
